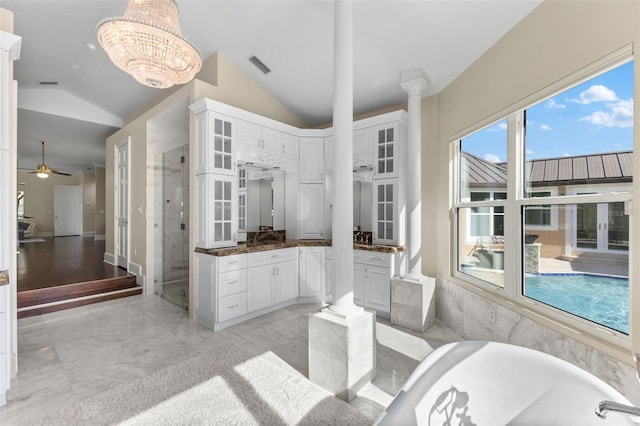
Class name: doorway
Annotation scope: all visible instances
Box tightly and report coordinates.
[155,144,189,310]
[53,184,81,236]
[115,139,130,269]
[575,202,629,252]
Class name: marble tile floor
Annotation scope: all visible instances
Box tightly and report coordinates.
[1,294,463,425]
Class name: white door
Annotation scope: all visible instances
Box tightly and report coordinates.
[116,140,129,268]
[276,260,299,302]
[53,185,81,236]
[298,184,324,239]
[247,265,276,312]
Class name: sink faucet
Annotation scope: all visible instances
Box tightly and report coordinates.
[596,400,640,419]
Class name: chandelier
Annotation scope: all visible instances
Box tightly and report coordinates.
[96,0,202,89]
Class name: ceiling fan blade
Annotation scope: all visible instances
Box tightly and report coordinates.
[51,169,72,176]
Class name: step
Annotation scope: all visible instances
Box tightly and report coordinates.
[17,275,141,319]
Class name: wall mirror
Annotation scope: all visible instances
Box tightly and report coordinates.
[353,171,373,232]
[238,165,285,234]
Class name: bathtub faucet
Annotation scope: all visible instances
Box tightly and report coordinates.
[595,400,640,419]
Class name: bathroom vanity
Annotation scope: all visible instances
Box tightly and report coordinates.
[190,99,407,331]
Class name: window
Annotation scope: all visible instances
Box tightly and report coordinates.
[453,57,632,338]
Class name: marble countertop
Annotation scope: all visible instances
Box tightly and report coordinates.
[196,239,406,256]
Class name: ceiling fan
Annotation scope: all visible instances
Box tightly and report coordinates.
[31,141,71,178]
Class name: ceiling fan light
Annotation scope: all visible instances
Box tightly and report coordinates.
[96,0,202,89]
[36,172,49,179]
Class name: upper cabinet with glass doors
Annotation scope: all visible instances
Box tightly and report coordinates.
[374,123,399,178]
[192,109,236,176]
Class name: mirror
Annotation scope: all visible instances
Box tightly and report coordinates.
[353,171,373,232]
[238,165,285,233]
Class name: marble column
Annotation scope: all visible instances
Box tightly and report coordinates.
[309,0,375,402]
[391,71,436,333]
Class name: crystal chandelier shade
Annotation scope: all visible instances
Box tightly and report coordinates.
[96,0,202,89]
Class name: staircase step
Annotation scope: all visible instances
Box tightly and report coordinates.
[17,285,143,319]
[18,275,137,308]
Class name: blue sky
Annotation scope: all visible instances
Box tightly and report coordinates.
[462,60,634,163]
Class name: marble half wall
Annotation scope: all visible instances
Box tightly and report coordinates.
[435,278,640,405]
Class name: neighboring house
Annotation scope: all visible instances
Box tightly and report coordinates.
[460,151,632,261]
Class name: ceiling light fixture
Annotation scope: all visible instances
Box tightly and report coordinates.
[96,0,202,89]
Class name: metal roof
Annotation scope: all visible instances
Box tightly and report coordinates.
[462,151,633,187]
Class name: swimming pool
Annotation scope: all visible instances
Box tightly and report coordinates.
[524,273,629,334]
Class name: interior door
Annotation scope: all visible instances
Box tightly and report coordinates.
[53,185,81,236]
[116,140,129,268]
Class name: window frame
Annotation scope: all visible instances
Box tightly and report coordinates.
[450,48,634,352]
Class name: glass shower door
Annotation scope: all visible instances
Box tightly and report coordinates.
[160,144,189,310]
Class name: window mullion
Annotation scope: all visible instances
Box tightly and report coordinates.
[503,112,523,301]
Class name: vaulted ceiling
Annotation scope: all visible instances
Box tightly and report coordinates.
[4,0,541,174]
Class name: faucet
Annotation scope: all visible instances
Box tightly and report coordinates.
[595,400,640,419]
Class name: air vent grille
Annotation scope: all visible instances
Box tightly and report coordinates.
[249,56,271,74]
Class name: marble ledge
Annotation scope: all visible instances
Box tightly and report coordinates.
[195,240,406,257]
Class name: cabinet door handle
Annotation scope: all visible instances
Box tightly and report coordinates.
[228,280,238,285]
[320,172,324,181]
[229,304,239,309]
[271,254,279,258]
[229,260,238,265]
[277,266,280,275]
[282,145,285,153]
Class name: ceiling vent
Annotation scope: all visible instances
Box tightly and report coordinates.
[39,81,58,85]
[249,56,271,74]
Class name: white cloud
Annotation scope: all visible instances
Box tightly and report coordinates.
[569,84,618,104]
[526,149,535,155]
[483,153,501,163]
[546,99,566,109]
[539,124,552,131]
[563,153,571,157]
[580,99,633,128]
[488,122,507,132]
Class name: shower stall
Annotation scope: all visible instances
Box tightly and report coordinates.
[155,144,189,310]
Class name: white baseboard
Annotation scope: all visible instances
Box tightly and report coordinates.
[128,262,145,287]
[94,234,105,241]
[104,252,115,265]
[83,231,96,237]
[37,232,53,238]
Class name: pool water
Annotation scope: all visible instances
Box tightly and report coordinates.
[524,273,629,334]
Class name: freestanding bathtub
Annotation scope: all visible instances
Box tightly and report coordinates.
[375,341,636,425]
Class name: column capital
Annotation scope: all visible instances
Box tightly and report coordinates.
[0,31,21,61]
[400,70,429,97]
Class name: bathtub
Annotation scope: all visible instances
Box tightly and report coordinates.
[375,341,636,425]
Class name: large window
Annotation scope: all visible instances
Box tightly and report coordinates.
[453,57,632,338]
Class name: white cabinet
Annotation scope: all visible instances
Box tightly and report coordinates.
[299,247,326,298]
[373,123,399,178]
[247,248,298,312]
[281,133,299,159]
[193,111,236,176]
[299,183,324,239]
[325,248,333,299]
[247,264,277,312]
[353,127,373,169]
[276,259,299,302]
[299,137,324,183]
[353,262,365,305]
[352,250,399,316]
[238,120,280,152]
[373,179,398,245]
[195,174,237,249]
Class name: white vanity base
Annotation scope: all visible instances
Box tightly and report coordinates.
[390,275,436,333]
[308,307,375,401]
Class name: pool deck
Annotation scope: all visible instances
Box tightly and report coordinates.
[539,257,628,277]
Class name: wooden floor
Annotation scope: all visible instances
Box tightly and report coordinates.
[17,236,130,292]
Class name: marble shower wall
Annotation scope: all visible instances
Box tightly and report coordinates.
[435,278,640,405]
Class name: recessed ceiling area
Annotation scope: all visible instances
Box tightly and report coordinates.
[3,0,542,173]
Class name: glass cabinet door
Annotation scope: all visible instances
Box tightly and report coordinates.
[374,123,399,178]
[373,179,397,244]
[213,117,234,173]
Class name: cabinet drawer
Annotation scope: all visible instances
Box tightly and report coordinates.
[218,270,247,298]
[248,248,298,267]
[364,252,390,268]
[353,250,365,263]
[218,293,247,322]
[217,254,247,272]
